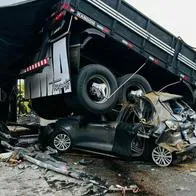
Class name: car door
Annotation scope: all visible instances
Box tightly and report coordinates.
[74,121,116,152]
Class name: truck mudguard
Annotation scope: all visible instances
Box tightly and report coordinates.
[25,37,71,99]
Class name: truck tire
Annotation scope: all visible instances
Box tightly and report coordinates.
[118,74,152,103]
[105,74,151,120]
[76,64,118,114]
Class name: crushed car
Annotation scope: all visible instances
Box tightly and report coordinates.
[40,91,196,167]
[0,91,196,167]
[118,91,196,166]
[142,91,196,166]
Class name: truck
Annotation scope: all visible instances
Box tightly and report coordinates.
[2,0,196,120]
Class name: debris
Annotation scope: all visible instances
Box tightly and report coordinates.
[45,146,58,155]
[23,154,69,176]
[0,136,143,196]
[176,187,191,191]
[18,163,26,170]
[109,184,140,195]
[17,111,40,125]
[190,172,196,177]
[31,165,39,170]
[16,136,39,147]
[79,158,93,165]
[1,140,15,150]
[0,150,22,165]
[0,152,13,162]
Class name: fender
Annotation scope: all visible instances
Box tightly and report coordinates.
[70,28,106,72]
[81,28,105,49]
[82,28,105,38]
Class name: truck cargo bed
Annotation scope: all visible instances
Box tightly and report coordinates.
[68,0,196,86]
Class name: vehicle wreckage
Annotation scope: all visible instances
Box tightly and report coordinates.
[125,91,196,166]
[0,91,196,167]
[37,91,196,167]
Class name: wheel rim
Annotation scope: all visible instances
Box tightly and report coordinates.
[87,74,111,103]
[152,146,173,167]
[53,133,71,151]
[126,85,145,101]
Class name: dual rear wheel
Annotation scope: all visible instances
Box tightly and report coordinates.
[32,64,151,118]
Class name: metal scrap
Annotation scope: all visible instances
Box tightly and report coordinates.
[79,158,93,165]
[0,150,22,165]
[0,141,110,194]
[109,184,140,195]
[0,152,13,162]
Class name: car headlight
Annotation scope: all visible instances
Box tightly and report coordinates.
[165,120,179,130]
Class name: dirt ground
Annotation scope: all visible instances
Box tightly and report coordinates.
[0,149,196,196]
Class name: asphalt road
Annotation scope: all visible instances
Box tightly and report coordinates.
[0,150,196,196]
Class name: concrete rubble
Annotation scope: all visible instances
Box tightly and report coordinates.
[0,141,140,196]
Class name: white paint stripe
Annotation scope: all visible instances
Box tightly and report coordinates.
[44,59,47,64]
[178,54,196,70]
[102,0,175,53]
[87,0,175,55]
[93,0,175,54]
[40,61,44,66]
[91,0,171,49]
[179,53,196,68]
[0,0,36,7]
[87,0,196,71]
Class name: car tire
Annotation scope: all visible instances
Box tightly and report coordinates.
[49,129,72,152]
[118,74,152,103]
[76,64,118,114]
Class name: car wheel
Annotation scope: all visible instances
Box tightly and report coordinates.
[76,64,118,113]
[49,130,72,152]
[118,74,152,103]
[152,146,173,167]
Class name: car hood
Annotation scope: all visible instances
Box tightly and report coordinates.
[143,92,183,123]
[145,92,182,103]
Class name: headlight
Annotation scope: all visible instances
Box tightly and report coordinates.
[165,120,178,130]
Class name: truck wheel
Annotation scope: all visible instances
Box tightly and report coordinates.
[76,64,118,113]
[118,74,152,103]
[105,74,151,120]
